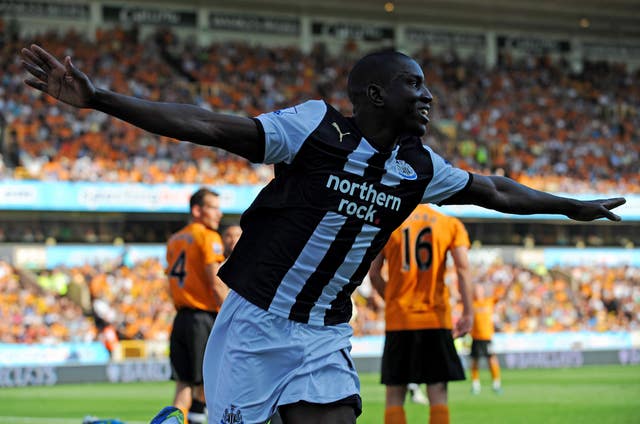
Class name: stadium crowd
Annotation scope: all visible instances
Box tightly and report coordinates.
[0,260,95,343]
[1,257,638,346]
[350,261,640,337]
[0,22,638,359]
[0,25,638,193]
[0,258,174,344]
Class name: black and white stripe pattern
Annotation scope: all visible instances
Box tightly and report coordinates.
[218,101,470,325]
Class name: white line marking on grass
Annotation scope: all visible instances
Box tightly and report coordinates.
[0,417,146,424]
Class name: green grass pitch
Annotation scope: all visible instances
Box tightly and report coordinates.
[0,365,638,423]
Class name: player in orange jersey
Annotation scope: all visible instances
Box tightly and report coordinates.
[369,204,473,424]
[165,188,227,424]
[470,284,502,395]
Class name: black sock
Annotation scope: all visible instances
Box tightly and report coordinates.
[188,400,207,423]
[190,400,206,414]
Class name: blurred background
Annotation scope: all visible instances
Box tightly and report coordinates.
[0,0,638,391]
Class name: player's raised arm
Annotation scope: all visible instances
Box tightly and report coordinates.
[444,173,626,222]
[20,44,263,162]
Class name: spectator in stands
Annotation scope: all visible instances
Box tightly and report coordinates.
[165,188,227,424]
[369,205,473,424]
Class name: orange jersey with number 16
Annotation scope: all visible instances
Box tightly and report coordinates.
[383,204,470,331]
[166,222,225,312]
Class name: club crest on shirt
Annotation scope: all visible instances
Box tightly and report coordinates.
[213,241,223,255]
[395,159,417,180]
[220,404,243,424]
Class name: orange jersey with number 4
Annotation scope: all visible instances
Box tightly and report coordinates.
[166,222,225,312]
[383,204,470,331]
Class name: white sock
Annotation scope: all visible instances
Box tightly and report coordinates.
[187,412,207,424]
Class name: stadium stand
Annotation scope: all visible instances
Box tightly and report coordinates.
[0,4,637,367]
[351,261,640,337]
[3,255,637,345]
[0,260,95,343]
[0,25,637,193]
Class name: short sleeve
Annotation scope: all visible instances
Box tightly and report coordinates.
[255,100,327,164]
[451,217,471,248]
[421,145,470,204]
[202,231,225,265]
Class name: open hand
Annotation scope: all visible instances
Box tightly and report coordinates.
[567,197,626,222]
[21,44,95,108]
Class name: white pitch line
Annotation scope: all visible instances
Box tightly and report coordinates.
[0,417,147,424]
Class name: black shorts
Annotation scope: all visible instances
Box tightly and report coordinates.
[381,329,465,385]
[470,339,495,359]
[170,308,216,384]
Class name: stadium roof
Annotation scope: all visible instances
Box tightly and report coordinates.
[141,0,640,40]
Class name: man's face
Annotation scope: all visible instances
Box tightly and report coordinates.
[222,225,242,256]
[193,193,222,231]
[383,58,433,137]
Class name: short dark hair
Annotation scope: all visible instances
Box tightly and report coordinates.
[190,187,219,211]
[347,50,413,107]
[222,222,241,232]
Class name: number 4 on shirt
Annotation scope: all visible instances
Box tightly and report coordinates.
[170,251,187,287]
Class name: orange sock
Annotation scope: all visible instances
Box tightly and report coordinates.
[384,405,407,424]
[430,404,449,424]
[471,359,480,381]
[489,359,501,381]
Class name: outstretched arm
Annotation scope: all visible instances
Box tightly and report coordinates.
[444,174,626,222]
[21,44,263,162]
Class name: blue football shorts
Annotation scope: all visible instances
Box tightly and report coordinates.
[203,290,361,424]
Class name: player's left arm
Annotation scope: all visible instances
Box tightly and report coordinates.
[444,173,625,222]
[21,44,264,162]
[368,252,387,300]
[452,244,473,338]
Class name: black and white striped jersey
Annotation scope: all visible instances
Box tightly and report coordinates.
[217,100,471,325]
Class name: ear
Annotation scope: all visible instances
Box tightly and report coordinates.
[191,205,201,219]
[366,83,385,107]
